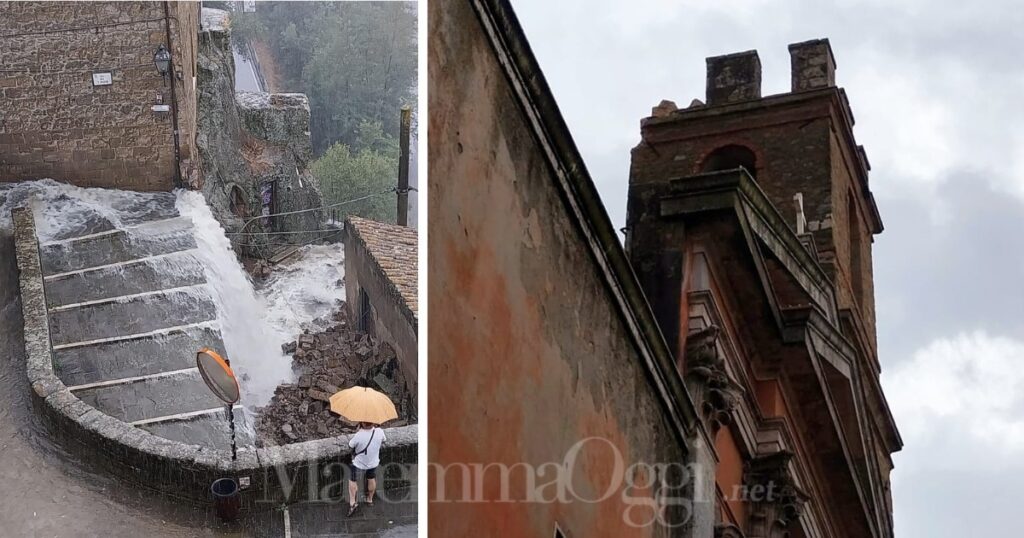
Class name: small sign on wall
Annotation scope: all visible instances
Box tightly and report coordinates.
[92,72,112,86]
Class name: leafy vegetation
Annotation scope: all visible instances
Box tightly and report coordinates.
[229,2,414,224]
[230,2,416,155]
[311,121,398,224]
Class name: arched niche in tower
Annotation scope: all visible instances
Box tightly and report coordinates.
[701,144,758,179]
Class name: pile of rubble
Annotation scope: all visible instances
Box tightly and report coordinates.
[254,304,413,446]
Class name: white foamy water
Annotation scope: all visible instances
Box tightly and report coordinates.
[0,179,176,241]
[256,244,346,338]
[175,190,294,406]
[3,180,346,409]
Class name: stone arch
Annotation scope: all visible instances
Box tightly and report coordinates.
[227,183,249,218]
[701,144,758,178]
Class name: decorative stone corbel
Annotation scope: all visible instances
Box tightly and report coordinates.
[684,325,743,432]
[743,452,808,538]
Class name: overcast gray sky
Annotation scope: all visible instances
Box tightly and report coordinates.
[512,0,1024,535]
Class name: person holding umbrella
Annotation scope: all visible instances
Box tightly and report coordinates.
[330,386,398,516]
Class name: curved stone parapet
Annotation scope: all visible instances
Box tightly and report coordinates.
[13,206,417,507]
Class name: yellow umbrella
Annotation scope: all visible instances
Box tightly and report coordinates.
[329,386,398,425]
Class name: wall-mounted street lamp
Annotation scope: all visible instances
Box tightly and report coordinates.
[153,44,171,79]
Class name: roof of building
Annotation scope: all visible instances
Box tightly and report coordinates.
[345,216,418,318]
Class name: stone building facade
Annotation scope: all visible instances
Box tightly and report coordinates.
[343,216,418,401]
[0,1,199,190]
[430,1,900,537]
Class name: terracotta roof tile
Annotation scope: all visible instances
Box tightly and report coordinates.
[345,216,418,318]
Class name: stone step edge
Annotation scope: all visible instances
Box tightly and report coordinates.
[51,320,221,351]
[39,215,191,247]
[67,366,200,392]
[131,404,245,427]
[48,283,210,312]
[43,248,200,281]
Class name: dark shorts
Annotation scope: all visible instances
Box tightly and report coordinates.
[349,463,377,481]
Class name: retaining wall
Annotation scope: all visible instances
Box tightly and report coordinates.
[12,206,416,509]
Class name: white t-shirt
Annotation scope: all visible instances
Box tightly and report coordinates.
[349,427,386,469]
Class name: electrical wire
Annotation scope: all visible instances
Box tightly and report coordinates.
[227,187,400,257]
[240,186,398,225]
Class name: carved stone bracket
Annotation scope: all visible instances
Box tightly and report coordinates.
[743,452,808,538]
[684,325,743,432]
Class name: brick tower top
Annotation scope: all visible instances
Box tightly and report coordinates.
[628,38,882,356]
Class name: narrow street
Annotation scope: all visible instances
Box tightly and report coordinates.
[234,45,264,92]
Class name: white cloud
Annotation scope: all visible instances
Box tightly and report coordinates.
[884,331,1024,469]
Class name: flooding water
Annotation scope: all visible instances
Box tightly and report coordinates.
[0,181,363,536]
[176,191,347,407]
[257,243,347,337]
[0,181,346,410]
[0,204,213,535]
[176,190,296,406]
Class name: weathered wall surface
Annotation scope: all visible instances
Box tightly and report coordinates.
[627,43,899,538]
[195,9,322,243]
[429,1,689,536]
[0,1,199,190]
[167,1,201,186]
[343,216,418,403]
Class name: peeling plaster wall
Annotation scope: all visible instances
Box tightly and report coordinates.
[428,1,688,536]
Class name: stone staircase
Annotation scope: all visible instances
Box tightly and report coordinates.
[35,191,254,448]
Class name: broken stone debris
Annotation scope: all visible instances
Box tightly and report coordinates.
[254,304,413,446]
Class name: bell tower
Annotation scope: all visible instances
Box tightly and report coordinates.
[623,39,900,538]
[627,38,883,357]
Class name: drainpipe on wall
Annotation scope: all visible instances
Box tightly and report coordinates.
[163,1,183,189]
[397,106,411,226]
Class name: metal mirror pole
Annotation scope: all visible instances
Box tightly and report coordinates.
[226,403,237,461]
[196,348,242,461]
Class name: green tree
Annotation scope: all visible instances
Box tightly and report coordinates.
[230,2,417,155]
[312,124,398,224]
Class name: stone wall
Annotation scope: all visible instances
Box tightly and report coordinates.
[195,8,322,246]
[12,205,416,506]
[0,1,199,190]
[343,217,418,401]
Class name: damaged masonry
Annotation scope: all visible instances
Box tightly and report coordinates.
[257,217,418,447]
